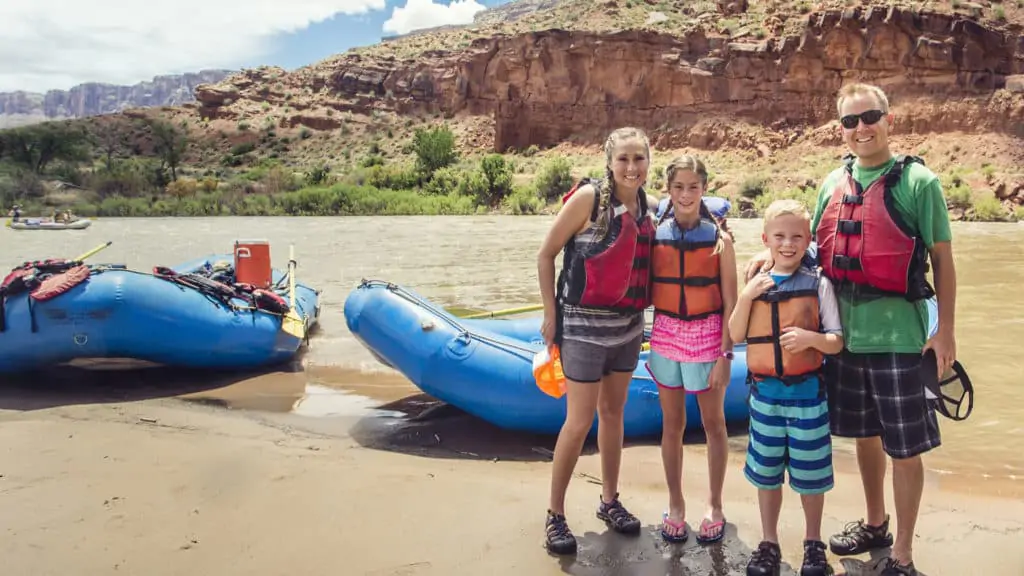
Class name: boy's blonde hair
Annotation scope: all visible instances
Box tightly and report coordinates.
[762,199,811,230]
[836,82,890,114]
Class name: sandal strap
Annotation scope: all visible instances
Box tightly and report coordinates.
[546,511,572,539]
[599,494,638,522]
[751,541,781,564]
[834,518,887,546]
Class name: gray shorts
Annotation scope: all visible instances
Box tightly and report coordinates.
[560,335,644,383]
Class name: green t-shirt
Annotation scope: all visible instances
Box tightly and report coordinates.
[810,156,953,354]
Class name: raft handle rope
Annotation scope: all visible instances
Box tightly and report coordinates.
[356,278,666,385]
[358,278,539,361]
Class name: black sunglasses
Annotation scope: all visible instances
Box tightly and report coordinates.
[840,109,886,129]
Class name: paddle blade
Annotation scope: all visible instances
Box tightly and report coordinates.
[282,310,305,339]
[281,244,305,339]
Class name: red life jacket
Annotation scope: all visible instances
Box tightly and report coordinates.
[557,178,655,313]
[253,289,289,314]
[30,265,91,302]
[816,155,934,301]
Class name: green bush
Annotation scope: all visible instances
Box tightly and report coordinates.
[534,157,574,201]
[412,125,457,176]
[503,185,545,215]
[740,176,770,199]
[479,154,514,206]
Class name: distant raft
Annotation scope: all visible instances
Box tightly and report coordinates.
[343,280,752,439]
[0,249,320,374]
[6,218,92,231]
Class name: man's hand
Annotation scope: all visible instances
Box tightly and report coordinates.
[923,329,956,376]
[743,249,774,282]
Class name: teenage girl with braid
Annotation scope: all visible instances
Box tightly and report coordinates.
[647,155,737,545]
[537,127,660,555]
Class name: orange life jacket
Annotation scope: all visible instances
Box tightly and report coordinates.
[746,266,823,384]
[651,217,722,320]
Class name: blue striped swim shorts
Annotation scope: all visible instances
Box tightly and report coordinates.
[743,389,834,495]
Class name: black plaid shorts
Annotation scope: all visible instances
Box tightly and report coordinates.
[823,350,941,459]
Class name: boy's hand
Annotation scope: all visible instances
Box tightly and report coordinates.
[780,326,815,353]
[741,272,775,301]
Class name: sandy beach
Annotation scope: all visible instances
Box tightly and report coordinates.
[2,384,1021,576]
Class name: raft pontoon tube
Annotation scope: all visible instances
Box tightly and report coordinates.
[343,280,751,438]
[0,254,320,374]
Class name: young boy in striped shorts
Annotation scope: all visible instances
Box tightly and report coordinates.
[729,199,844,576]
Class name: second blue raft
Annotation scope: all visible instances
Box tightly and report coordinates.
[0,254,320,374]
[344,280,751,439]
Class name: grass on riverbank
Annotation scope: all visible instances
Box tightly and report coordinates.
[4,123,1022,220]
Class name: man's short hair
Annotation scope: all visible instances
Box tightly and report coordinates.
[836,83,890,115]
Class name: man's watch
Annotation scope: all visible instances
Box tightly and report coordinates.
[720,350,735,360]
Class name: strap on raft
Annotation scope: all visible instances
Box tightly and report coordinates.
[152,264,294,316]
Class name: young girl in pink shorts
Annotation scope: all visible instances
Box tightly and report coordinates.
[646,155,738,544]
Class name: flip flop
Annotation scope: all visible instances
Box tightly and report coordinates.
[696,516,726,544]
[661,512,689,543]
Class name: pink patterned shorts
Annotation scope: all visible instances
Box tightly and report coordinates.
[649,313,722,363]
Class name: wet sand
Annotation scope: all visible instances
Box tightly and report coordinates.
[1,378,1022,576]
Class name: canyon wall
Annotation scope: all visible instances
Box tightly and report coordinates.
[0,70,233,128]
[195,7,1024,151]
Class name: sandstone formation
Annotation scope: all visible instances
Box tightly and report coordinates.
[194,6,1023,152]
[0,70,233,128]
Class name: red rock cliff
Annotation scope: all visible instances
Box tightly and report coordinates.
[199,7,1024,151]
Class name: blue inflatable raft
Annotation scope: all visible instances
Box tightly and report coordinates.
[0,254,320,374]
[343,280,752,439]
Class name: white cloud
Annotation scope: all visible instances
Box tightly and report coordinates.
[0,0,387,92]
[383,0,486,36]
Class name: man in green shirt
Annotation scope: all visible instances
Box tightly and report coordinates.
[744,83,957,576]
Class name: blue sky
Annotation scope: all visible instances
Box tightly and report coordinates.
[0,0,515,93]
[259,0,512,72]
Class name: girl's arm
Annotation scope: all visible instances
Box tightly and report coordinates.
[719,235,738,353]
[537,185,596,317]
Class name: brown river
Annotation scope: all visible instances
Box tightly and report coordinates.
[2,216,1022,499]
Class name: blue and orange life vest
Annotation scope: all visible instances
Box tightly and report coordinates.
[746,266,823,384]
[816,154,934,301]
[557,178,655,313]
[650,217,722,320]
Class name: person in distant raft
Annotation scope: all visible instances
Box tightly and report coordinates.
[536,126,659,555]
[646,155,738,546]
[744,82,958,576]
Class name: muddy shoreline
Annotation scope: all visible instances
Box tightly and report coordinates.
[1,375,1022,576]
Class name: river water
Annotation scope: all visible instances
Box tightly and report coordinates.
[2,216,1022,498]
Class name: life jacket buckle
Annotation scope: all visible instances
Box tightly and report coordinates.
[832,255,861,271]
[837,220,862,235]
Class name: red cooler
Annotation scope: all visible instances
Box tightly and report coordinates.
[234,240,272,289]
